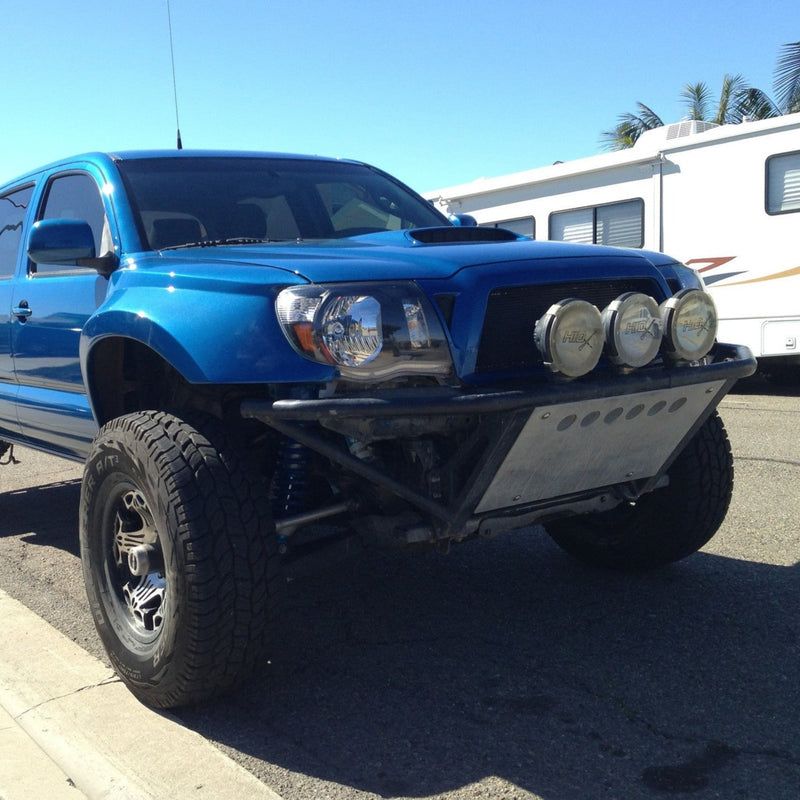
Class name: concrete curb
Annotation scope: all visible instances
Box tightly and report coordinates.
[0,703,85,799]
[0,590,282,800]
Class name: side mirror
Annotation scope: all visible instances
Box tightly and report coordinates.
[28,219,95,264]
[452,214,478,228]
[28,218,118,276]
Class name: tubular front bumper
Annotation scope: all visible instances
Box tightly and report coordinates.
[241,343,756,535]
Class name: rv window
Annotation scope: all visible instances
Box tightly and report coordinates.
[766,151,800,214]
[492,217,535,238]
[549,208,593,243]
[549,199,643,248]
[596,200,643,247]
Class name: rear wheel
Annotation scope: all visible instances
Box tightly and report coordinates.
[80,411,280,708]
[545,411,733,570]
[764,364,800,388]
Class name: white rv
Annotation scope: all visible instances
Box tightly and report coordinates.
[427,114,800,381]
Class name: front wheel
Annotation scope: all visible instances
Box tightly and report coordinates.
[545,411,733,570]
[80,411,280,708]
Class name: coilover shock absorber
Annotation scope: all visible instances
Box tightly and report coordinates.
[271,437,311,521]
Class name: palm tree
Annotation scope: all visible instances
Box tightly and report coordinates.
[599,102,663,150]
[601,40,800,150]
[601,74,756,150]
[774,40,800,113]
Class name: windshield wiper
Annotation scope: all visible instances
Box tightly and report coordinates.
[160,237,292,251]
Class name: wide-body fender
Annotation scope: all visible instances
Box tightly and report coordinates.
[79,268,336,385]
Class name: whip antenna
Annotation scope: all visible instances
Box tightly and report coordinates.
[166,0,183,149]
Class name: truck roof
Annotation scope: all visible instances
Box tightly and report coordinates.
[1,150,361,189]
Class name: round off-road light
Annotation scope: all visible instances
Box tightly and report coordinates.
[660,289,717,362]
[602,292,663,368]
[534,298,604,377]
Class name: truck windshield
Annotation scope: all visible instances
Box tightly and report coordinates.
[117,157,448,250]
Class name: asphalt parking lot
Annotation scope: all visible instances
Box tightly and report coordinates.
[0,375,798,800]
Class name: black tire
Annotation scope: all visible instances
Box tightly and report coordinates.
[545,411,733,570]
[764,365,800,388]
[80,411,280,708]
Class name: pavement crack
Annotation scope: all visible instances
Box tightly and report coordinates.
[13,673,120,721]
[738,456,800,468]
[550,672,800,767]
[721,405,800,415]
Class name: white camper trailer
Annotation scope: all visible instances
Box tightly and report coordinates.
[427,114,800,381]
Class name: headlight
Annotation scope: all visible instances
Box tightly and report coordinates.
[602,292,663,368]
[276,282,452,380]
[534,298,604,378]
[670,263,706,291]
[660,289,717,362]
[319,294,382,366]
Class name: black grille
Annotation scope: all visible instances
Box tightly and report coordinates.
[476,279,663,373]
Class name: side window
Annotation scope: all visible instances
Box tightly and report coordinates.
[34,173,109,274]
[492,217,535,238]
[766,151,800,214]
[549,199,643,248]
[0,185,34,279]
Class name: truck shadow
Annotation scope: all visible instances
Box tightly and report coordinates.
[0,479,81,556]
[731,373,800,397]
[181,535,799,799]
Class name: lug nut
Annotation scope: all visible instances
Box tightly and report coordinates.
[128,544,157,577]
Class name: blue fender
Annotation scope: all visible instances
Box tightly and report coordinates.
[80,277,336,386]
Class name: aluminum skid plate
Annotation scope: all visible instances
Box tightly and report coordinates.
[475,380,725,513]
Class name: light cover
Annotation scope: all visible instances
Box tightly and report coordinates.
[660,289,718,362]
[276,282,452,380]
[602,292,663,368]
[534,298,604,377]
[319,295,382,366]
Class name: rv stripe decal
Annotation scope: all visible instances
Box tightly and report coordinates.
[703,272,746,286]
[686,257,736,273]
[715,265,800,288]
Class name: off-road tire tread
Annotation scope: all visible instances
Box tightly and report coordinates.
[545,411,733,570]
[81,411,281,708]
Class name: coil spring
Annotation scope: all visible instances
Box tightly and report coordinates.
[272,437,311,519]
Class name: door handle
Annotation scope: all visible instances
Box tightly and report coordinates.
[12,301,32,320]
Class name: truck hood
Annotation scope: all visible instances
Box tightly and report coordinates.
[145,230,671,285]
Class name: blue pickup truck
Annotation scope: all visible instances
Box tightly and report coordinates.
[0,151,755,707]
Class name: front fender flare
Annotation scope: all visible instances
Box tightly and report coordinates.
[80,288,335,386]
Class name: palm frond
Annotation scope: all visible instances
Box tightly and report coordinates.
[633,102,664,130]
[735,87,780,120]
[680,82,712,120]
[784,84,800,114]
[599,103,664,150]
[774,40,800,113]
[599,122,637,150]
[715,73,750,124]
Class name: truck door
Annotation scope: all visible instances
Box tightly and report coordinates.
[11,169,114,459]
[0,184,34,439]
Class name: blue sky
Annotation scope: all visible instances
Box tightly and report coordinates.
[1,1,797,192]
